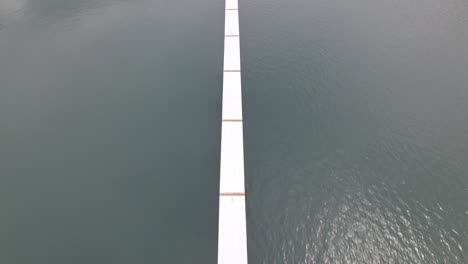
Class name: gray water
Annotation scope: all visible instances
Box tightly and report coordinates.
[1,0,468,263]
[0,0,224,263]
[240,0,468,263]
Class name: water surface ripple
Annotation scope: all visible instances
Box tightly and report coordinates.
[240,0,468,262]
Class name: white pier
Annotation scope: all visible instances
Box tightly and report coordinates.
[218,0,247,263]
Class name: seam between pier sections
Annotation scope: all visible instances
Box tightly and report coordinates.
[220,192,245,196]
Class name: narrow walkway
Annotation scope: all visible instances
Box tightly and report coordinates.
[218,0,248,263]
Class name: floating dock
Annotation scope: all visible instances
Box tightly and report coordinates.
[218,0,247,263]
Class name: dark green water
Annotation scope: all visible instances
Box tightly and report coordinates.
[239,0,468,263]
[0,0,224,263]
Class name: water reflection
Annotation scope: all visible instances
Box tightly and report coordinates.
[0,0,25,28]
[240,0,468,262]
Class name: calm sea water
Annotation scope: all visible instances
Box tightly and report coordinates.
[0,0,224,263]
[2,0,468,263]
[239,0,468,263]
